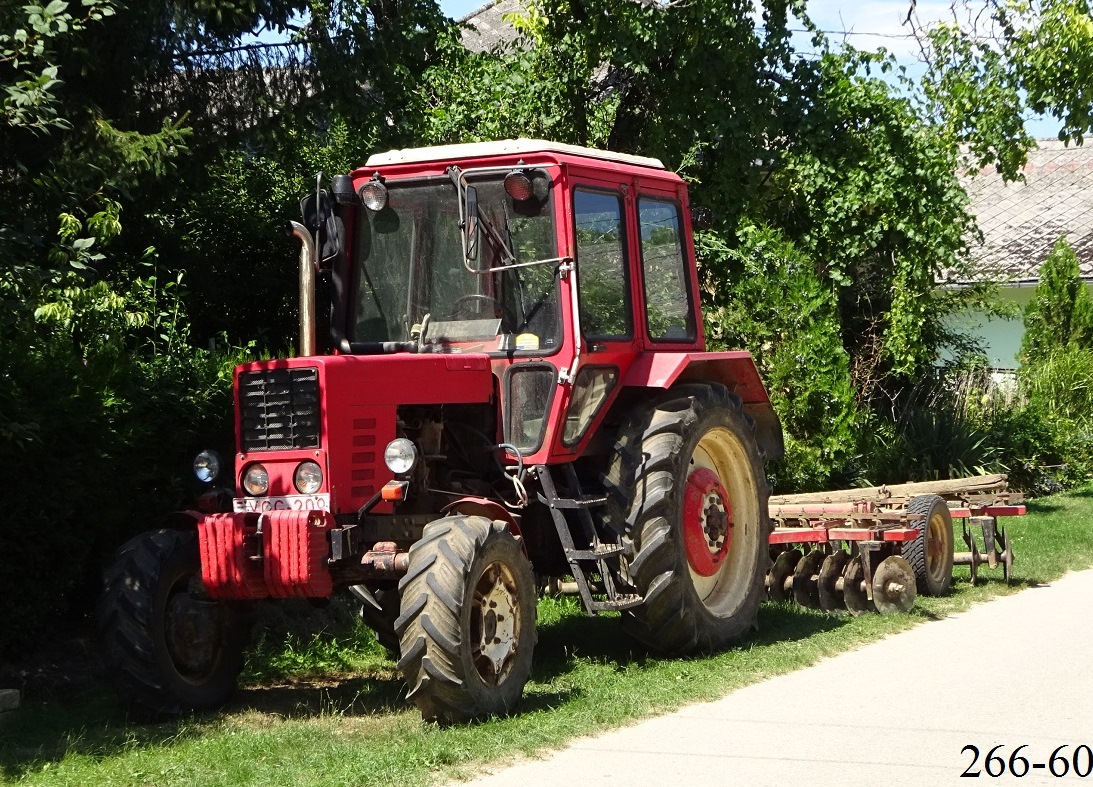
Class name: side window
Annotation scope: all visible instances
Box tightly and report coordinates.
[638,198,696,342]
[574,189,632,340]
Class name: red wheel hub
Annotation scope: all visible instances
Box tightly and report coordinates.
[683,467,733,577]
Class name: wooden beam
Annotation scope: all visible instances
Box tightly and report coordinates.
[769,474,1009,506]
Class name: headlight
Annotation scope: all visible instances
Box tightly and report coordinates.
[294,461,323,494]
[358,178,388,211]
[242,463,269,496]
[384,438,418,475]
[193,450,222,483]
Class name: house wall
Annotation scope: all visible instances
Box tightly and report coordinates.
[946,283,1093,369]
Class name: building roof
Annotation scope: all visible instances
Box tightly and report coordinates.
[962,139,1093,283]
[458,0,526,53]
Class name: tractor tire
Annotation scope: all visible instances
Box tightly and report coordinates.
[352,585,400,657]
[904,494,955,596]
[96,529,250,719]
[395,515,537,723]
[606,383,771,655]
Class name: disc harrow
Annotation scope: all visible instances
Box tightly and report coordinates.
[764,476,1027,616]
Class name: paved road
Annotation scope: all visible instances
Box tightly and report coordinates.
[453,570,1093,787]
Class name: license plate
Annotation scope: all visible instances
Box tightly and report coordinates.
[232,494,331,513]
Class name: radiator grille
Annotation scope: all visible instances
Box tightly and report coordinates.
[239,368,321,452]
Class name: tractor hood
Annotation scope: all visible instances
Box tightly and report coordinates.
[232,353,496,514]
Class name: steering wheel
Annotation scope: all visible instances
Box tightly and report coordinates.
[449,293,502,318]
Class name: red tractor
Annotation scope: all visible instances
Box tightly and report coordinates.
[97,140,784,722]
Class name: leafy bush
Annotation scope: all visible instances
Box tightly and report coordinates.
[1001,347,1093,492]
[0,269,252,657]
[861,401,1002,484]
[1020,345,1093,422]
[700,223,862,492]
[1021,237,1093,364]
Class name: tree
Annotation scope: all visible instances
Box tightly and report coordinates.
[1021,236,1093,363]
[912,0,1093,179]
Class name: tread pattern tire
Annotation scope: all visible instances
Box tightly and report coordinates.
[96,529,249,719]
[603,383,771,655]
[353,586,400,657]
[395,515,536,723]
[904,494,954,596]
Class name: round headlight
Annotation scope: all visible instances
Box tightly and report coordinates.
[294,461,323,494]
[359,179,388,211]
[384,438,418,475]
[193,450,222,483]
[242,463,269,496]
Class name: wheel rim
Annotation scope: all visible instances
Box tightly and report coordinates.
[682,467,733,577]
[925,508,950,585]
[470,560,521,686]
[163,575,224,683]
[684,426,760,613]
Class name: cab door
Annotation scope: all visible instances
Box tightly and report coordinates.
[550,172,642,455]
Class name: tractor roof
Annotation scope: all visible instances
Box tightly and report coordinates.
[365,138,666,171]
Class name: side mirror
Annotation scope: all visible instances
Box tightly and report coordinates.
[464,184,479,261]
[300,190,343,269]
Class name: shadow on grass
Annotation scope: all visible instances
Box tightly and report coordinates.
[7,571,1003,780]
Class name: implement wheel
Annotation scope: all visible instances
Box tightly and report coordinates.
[96,529,250,718]
[395,515,536,723]
[607,383,770,655]
[904,495,954,596]
[817,550,850,613]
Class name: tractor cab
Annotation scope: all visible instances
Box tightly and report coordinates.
[318,139,709,468]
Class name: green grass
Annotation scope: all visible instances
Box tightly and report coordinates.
[4,485,1093,787]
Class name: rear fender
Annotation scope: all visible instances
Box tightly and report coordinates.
[622,351,785,461]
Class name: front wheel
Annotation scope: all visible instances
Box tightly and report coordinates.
[395,515,537,723]
[904,494,954,596]
[610,384,771,654]
[96,529,250,718]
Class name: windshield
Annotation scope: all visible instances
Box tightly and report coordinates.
[350,177,560,353]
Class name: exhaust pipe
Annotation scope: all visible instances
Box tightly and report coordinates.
[289,220,317,357]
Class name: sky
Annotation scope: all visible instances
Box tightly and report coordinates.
[438,0,1062,138]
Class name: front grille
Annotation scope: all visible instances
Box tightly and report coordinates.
[239,368,321,452]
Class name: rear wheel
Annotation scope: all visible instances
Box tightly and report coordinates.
[96,529,249,718]
[904,495,954,596]
[607,384,771,654]
[395,515,537,723]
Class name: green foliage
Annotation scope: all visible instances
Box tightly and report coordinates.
[759,48,976,389]
[0,0,116,130]
[0,267,252,656]
[700,223,860,492]
[1021,236,1093,364]
[1021,345,1093,422]
[914,0,1093,178]
[862,401,1002,484]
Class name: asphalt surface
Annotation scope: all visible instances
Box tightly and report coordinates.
[452,569,1093,787]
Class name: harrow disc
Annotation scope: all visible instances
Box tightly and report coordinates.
[842,556,869,616]
[792,549,826,609]
[817,550,850,613]
[872,555,916,615]
[767,548,801,603]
